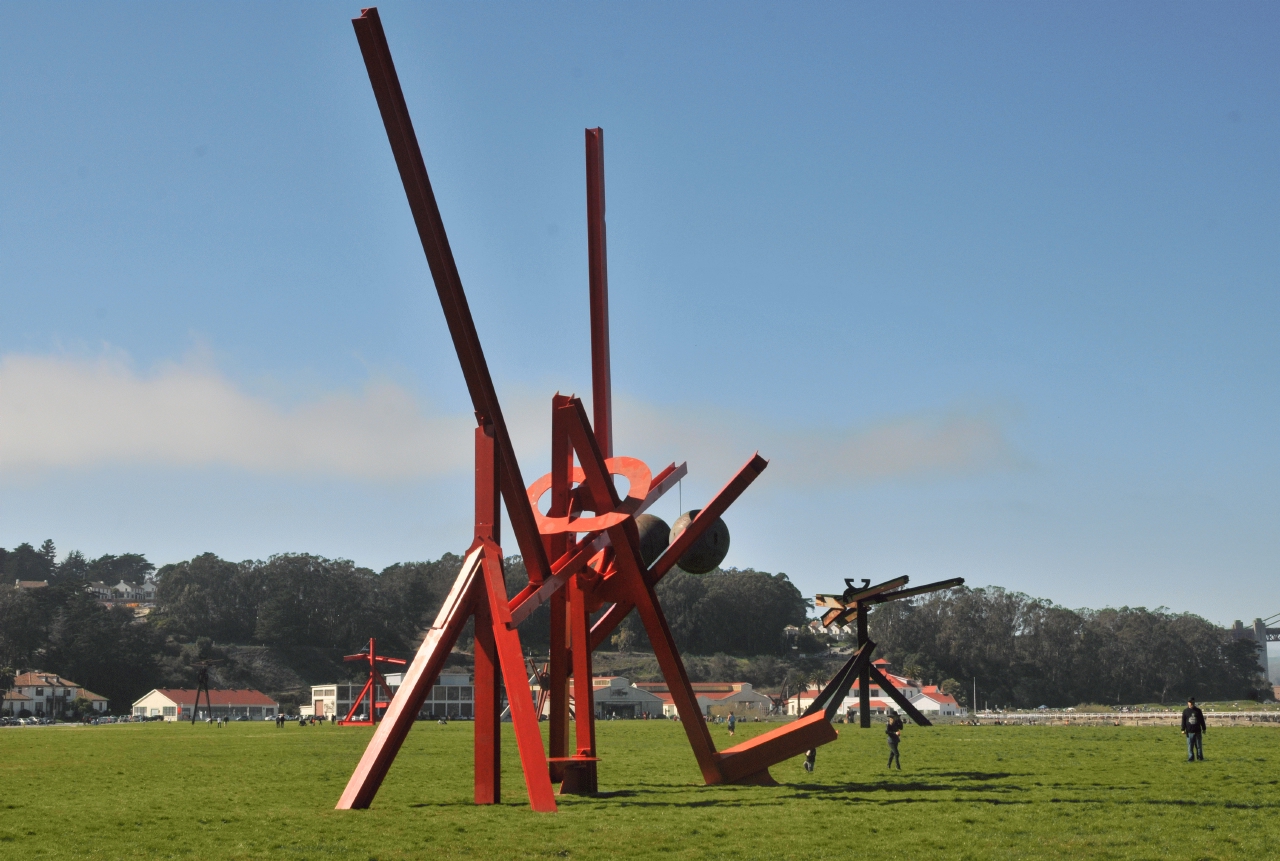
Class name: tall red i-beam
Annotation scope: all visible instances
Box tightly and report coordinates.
[337,7,852,812]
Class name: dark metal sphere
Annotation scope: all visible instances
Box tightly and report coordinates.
[634,514,671,568]
[669,510,730,575]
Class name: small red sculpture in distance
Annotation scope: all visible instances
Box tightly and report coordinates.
[338,637,407,726]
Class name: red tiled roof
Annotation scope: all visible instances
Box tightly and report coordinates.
[150,689,278,707]
[3,691,31,701]
[13,672,76,687]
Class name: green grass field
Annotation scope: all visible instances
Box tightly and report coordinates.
[1,719,1275,860]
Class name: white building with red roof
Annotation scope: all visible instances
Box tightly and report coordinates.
[131,688,279,721]
[785,660,964,717]
[4,671,109,718]
[911,685,961,716]
[633,680,774,719]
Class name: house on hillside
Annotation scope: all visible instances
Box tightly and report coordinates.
[111,580,156,602]
[131,688,278,721]
[86,581,114,601]
[3,672,109,718]
[86,580,157,606]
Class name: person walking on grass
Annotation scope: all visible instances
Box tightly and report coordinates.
[727,712,736,736]
[1182,697,1206,761]
[886,708,903,770]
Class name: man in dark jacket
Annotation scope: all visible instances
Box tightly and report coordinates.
[1181,697,1206,761]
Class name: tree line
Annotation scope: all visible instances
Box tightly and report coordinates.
[1,539,1266,712]
[871,586,1267,708]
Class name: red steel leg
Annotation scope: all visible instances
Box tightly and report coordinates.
[473,588,500,804]
[560,572,599,794]
[546,395,574,781]
[480,544,558,812]
[548,590,569,783]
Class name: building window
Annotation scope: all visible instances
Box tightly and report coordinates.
[35,688,43,697]
[134,707,147,716]
[249,707,262,717]
[446,687,460,701]
[151,708,160,716]
[162,707,176,717]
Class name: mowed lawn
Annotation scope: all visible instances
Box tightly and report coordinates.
[1,719,1276,860]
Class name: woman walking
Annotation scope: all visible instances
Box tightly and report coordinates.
[886,708,903,769]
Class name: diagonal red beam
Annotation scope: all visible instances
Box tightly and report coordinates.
[351,8,551,584]
[480,542,558,812]
[589,453,768,650]
[336,546,483,809]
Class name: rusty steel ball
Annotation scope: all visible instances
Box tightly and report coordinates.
[634,513,671,568]
[668,510,730,574]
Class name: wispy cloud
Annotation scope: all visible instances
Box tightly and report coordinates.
[0,351,1022,485]
[610,395,1023,487]
[0,352,472,479]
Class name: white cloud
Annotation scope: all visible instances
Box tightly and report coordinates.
[0,352,472,479]
[611,395,1022,488]
[0,351,1022,485]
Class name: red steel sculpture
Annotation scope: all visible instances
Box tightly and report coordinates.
[337,7,865,812]
[339,637,407,725]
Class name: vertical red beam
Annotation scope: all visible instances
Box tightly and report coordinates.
[585,127,612,459]
[480,544,558,812]
[474,423,501,546]
[351,8,552,584]
[546,396,574,779]
[569,576,597,757]
[473,423,501,803]
[548,592,569,782]
[473,593,500,803]
[857,602,871,728]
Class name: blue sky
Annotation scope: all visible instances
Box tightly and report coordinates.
[1,2,1276,633]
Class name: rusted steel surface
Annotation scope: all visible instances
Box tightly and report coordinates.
[473,589,500,804]
[718,712,838,784]
[586,127,612,461]
[863,577,967,605]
